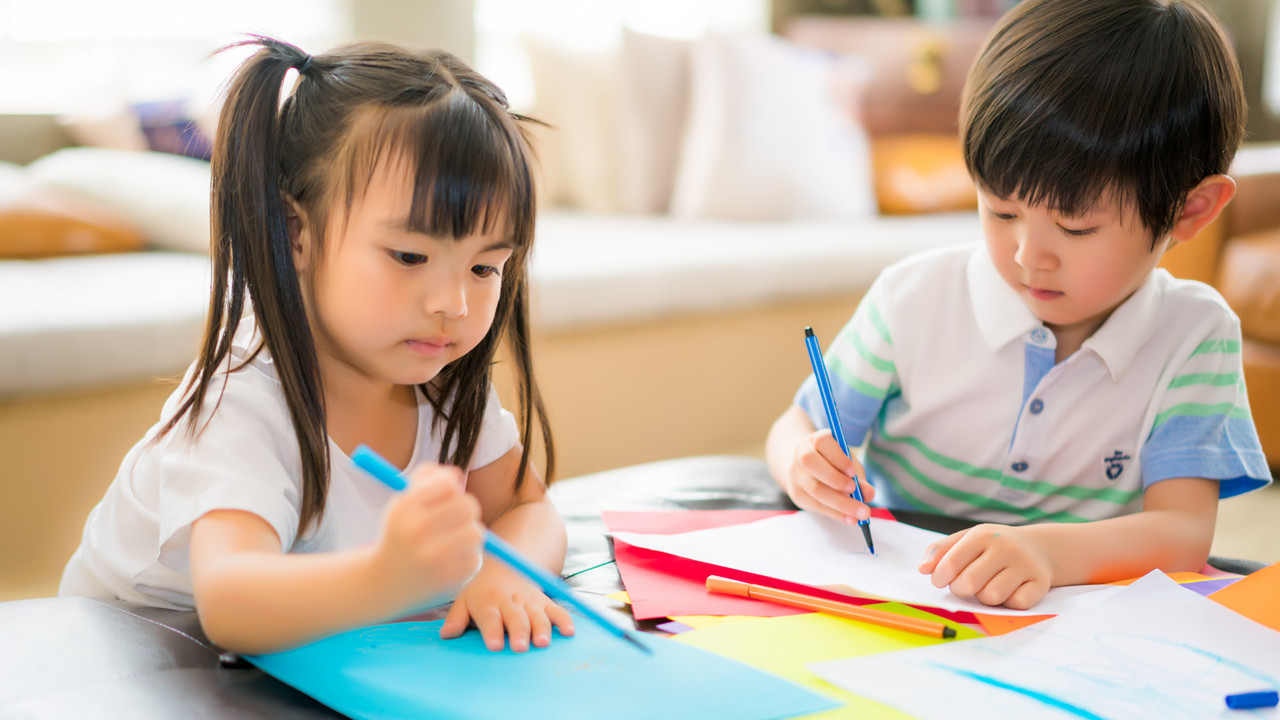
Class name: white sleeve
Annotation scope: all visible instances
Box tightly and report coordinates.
[469,384,520,470]
[152,368,305,574]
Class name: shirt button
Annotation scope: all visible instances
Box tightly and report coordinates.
[1029,399,1044,414]
[1011,461,1029,472]
[1030,328,1048,344]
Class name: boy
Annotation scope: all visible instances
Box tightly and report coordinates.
[766,0,1272,610]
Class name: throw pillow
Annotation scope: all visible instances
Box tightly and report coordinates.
[870,134,977,214]
[25,148,212,254]
[669,33,876,222]
[617,29,692,214]
[0,162,145,258]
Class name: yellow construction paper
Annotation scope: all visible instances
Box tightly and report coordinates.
[673,607,982,719]
[606,590,630,604]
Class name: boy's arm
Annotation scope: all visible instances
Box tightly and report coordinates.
[920,477,1217,609]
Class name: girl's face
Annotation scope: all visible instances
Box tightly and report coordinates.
[295,160,514,391]
[979,189,1168,348]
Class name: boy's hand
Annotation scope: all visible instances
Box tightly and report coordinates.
[785,429,876,526]
[373,464,486,612]
[918,524,1053,610]
[440,561,575,652]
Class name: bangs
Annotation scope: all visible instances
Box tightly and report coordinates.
[336,93,535,245]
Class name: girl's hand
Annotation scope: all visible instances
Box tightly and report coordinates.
[372,464,485,613]
[784,429,876,526]
[440,560,575,652]
[918,524,1053,610]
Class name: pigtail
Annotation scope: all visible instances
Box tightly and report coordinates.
[158,37,332,533]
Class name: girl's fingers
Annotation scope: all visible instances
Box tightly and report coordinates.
[499,598,533,653]
[546,602,575,637]
[439,598,471,639]
[527,601,554,648]
[470,604,506,652]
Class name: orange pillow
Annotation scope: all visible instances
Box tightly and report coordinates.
[0,190,144,258]
[871,134,977,215]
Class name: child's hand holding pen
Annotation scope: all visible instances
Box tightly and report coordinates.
[783,425,878,528]
[371,464,486,616]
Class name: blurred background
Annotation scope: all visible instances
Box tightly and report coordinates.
[2,0,1278,602]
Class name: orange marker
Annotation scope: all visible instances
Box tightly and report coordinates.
[706,575,957,639]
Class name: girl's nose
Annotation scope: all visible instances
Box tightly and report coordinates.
[426,274,468,320]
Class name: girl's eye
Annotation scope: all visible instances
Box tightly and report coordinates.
[391,251,427,266]
[472,264,500,278]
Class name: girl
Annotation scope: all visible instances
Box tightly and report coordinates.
[60,37,573,655]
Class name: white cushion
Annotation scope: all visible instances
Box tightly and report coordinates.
[617,29,692,214]
[529,210,982,331]
[0,252,210,394]
[670,33,876,222]
[24,148,211,255]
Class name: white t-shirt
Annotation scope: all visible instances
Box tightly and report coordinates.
[796,243,1271,525]
[59,323,519,609]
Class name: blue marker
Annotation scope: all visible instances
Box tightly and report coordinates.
[1225,690,1279,710]
[804,326,876,555]
[350,444,651,654]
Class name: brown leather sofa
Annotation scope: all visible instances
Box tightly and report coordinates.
[1160,143,1280,471]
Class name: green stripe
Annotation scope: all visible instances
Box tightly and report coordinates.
[849,331,895,374]
[1191,339,1241,356]
[874,418,1141,506]
[867,444,1096,523]
[864,455,941,514]
[1153,402,1250,429]
[1168,372,1239,389]
[866,300,892,346]
[830,356,890,400]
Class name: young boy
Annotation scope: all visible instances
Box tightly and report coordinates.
[766,0,1273,610]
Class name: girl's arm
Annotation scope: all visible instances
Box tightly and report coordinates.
[190,464,485,655]
[919,477,1218,609]
[440,445,574,652]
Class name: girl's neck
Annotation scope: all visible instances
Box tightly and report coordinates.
[318,356,419,468]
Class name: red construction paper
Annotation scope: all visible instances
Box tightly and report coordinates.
[604,509,975,624]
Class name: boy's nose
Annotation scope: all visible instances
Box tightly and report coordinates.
[1014,229,1057,271]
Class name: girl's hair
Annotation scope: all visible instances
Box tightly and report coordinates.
[960,0,1246,245]
[158,36,553,533]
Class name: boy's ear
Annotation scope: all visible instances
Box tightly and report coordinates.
[283,195,310,272]
[1169,174,1237,245]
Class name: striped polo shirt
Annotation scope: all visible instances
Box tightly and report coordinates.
[795,243,1272,524]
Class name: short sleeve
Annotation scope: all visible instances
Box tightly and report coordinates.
[468,384,520,470]
[152,369,305,574]
[794,277,899,448]
[1142,314,1271,497]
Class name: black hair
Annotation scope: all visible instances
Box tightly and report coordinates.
[961,0,1246,245]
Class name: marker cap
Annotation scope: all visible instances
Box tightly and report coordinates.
[1225,690,1279,710]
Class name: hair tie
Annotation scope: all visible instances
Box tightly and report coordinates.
[295,55,313,76]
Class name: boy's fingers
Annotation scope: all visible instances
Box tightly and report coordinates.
[919,529,970,580]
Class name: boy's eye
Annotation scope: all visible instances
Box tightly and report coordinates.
[391,251,427,266]
[989,210,1017,221]
[1060,226,1098,237]
[472,264,500,278]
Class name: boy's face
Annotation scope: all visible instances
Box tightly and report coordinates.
[979,189,1170,343]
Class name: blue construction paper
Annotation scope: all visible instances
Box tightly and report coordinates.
[247,617,836,720]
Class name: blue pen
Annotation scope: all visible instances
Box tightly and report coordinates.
[350,444,651,654]
[804,326,876,555]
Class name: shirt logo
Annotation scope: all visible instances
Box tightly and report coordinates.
[1104,450,1131,480]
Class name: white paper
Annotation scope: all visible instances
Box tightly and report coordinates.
[611,512,1120,615]
[809,571,1280,720]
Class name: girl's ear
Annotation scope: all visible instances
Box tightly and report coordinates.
[284,195,310,272]
[1169,174,1237,245]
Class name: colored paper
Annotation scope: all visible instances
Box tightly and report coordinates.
[247,615,837,720]
[612,512,1122,616]
[810,571,1280,720]
[674,603,983,720]
[669,615,764,630]
[1211,560,1280,632]
[1181,577,1240,596]
[605,509,929,621]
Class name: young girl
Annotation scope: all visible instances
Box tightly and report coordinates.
[60,37,572,655]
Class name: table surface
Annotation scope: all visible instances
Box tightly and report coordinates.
[1,455,1250,719]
